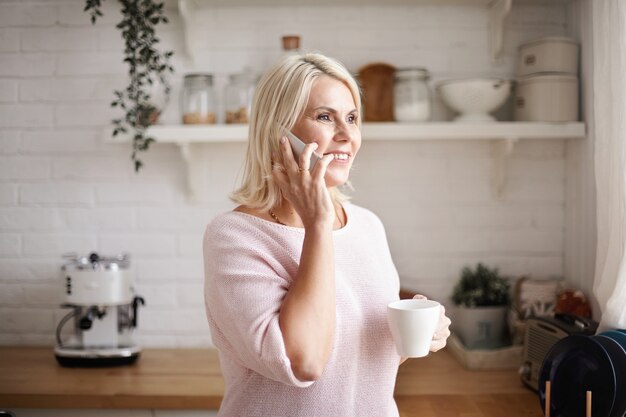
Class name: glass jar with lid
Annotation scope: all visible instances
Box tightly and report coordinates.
[181,73,216,124]
[393,68,431,122]
[224,70,258,124]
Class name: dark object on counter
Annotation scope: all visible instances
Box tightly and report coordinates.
[357,63,396,122]
[521,313,598,391]
[538,334,623,417]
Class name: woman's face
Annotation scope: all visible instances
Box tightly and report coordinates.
[291,75,361,188]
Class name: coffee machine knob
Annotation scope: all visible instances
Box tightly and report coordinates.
[79,316,93,330]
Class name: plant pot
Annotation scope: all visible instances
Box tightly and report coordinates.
[451,305,508,349]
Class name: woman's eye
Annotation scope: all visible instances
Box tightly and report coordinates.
[317,114,331,121]
[347,114,356,123]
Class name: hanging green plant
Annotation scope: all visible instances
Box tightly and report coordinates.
[84,0,174,171]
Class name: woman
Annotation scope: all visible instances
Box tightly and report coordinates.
[203,53,451,416]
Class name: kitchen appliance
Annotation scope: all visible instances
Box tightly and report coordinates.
[435,78,511,122]
[54,252,145,367]
[520,313,598,391]
[514,74,579,122]
[517,36,579,77]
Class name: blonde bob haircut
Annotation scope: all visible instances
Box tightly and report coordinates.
[230,53,362,211]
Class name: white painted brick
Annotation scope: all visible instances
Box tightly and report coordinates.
[0,28,19,52]
[0,283,24,306]
[0,259,59,283]
[0,4,58,27]
[135,258,203,282]
[58,1,123,26]
[20,77,122,102]
[446,178,493,202]
[506,178,565,202]
[0,130,20,153]
[176,283,205,307]
[0,184,17,205]
[135,258,178,282]
[20,183,94,205]
[0,79,18,102]
[55,103,118,127]
[62,207,136,231]
[532,205,564,230]
[21,129,98,154]
[173,336,213,348]
[525,256,563,278]
[96,182,174,204]
[0,233,22,256]
[177,259,204,282]
[21,27,98,52]
[0,104,54,127]
[0,53,55,76]
[19,334,56,346]
[178,233,202,257]
[137,208,212,232]
[0,334,21,345]
[508,158,565,181]
[446,156,491,181]
[0,308,55,333]
[56,51,125,76]
[0,156,51,179]
[53,155,133,180]
[134,283,177,307]
[513,140,565,159]
[0,207,64,230]
[23,284,61,307]
[141,307,207,333]
[488,230,563,253]
[134,334,177,348]
[451,205,533,230]
[22,233,97,256]
[510,4,566,27]
[99,234,176,256]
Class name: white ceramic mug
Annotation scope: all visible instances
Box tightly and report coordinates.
[387,299,440,358]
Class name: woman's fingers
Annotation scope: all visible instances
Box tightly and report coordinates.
[312,153,334,181]
[300,141,319,172]
[430,305,451,352]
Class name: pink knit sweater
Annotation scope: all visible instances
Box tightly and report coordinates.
[203,203,401,416]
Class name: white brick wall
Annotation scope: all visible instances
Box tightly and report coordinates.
[0,0,574,347]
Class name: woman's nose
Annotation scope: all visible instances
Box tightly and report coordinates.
[333,120,353,141]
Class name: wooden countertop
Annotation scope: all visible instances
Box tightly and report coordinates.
[0,347,542,416]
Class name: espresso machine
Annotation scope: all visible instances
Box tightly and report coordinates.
[54,252,145,367]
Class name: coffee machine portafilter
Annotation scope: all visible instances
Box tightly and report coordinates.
[54,252,145,367]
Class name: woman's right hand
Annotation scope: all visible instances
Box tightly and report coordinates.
[271,136,336,229]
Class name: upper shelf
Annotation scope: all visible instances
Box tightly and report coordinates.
[112,122,586,143]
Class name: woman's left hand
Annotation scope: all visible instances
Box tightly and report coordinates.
[413,294,451,352]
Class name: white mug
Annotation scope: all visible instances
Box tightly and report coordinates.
[387,299,440,358]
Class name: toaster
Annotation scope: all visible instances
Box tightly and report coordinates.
[520,313,598,391]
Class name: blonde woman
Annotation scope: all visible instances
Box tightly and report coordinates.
[203,53,450,416]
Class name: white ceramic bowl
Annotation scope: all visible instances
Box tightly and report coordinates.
[436,78,511,122]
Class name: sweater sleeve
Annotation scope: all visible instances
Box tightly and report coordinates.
[203,216,314,388]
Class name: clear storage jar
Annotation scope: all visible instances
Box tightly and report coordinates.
[224,71,257,124]
[393,68,431,122]
[181,73,216,124]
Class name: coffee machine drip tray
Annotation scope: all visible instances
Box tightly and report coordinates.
[54,345,141,367]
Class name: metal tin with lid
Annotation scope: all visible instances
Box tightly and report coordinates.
[514,73,579,122]
[393,68,431,122]
[517,36,579,77]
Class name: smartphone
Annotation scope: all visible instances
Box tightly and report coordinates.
[284,130,321,170]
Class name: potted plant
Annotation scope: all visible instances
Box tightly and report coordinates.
[450,262,511,349]
[84,0,174,171]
